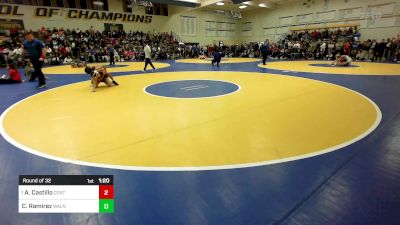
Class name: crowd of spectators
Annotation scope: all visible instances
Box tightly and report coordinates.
[1,26,400,68]
[0,26,193,67]
[211,27,400,63]
[215,27,400,63]
[274,27,400,62]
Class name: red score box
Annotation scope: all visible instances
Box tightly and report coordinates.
[99,185,114,199]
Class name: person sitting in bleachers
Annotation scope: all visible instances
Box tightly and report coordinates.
[63,56,73,64]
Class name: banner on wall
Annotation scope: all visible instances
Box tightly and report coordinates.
[104,23,124,32]
[0,4,153,24]
[0,19,25,30]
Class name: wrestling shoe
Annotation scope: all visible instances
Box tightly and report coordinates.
[37,84,47,89]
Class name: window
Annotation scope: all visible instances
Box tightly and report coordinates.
[102,0,108,11]
[52,0,64,7]
[145,6,153,15]
[78,0,87,9]
[147,3,168,16]
[123,0,133,13]
[23,0,40,5]
[10,0,24,4]
[152,3,160,15]
[42,0,51,6]
[161,4,168,16]
[66,0,76,8]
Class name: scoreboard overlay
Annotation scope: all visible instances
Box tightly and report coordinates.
[18,175,114,213]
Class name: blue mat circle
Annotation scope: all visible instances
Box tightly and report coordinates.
[145,80,240,98]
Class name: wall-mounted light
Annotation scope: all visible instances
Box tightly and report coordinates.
[93,1,104,6]
[216,2,224,5]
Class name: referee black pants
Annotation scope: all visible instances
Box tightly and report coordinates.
[262,52,268,65]
[144,58,155,70]
[29,58,46,85]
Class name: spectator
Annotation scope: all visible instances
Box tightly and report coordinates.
[0,62,22,84]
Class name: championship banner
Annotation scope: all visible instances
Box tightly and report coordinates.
[0,4,152,24]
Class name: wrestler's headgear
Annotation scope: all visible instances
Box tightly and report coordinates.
[84,66,94,75]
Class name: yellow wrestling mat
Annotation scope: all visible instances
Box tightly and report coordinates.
[259,61,400,75]
[176,57,261,64]
[0,71,380,170]
[42,62,171,74]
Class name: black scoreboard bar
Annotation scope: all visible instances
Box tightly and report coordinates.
[19,175,113,185]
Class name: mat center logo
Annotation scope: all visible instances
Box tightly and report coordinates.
[144,80,240,98]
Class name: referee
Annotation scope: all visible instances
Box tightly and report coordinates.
[22,32,47,89]
[260,40,270,65]
[108,45,115,65]
[143,42,155,71]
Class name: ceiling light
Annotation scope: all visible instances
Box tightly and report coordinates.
[258,3,267,7]
[239,5,247,9]
[243,1,251,5]
[216,2,224,5]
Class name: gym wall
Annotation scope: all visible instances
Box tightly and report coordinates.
[241,0,400,42]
